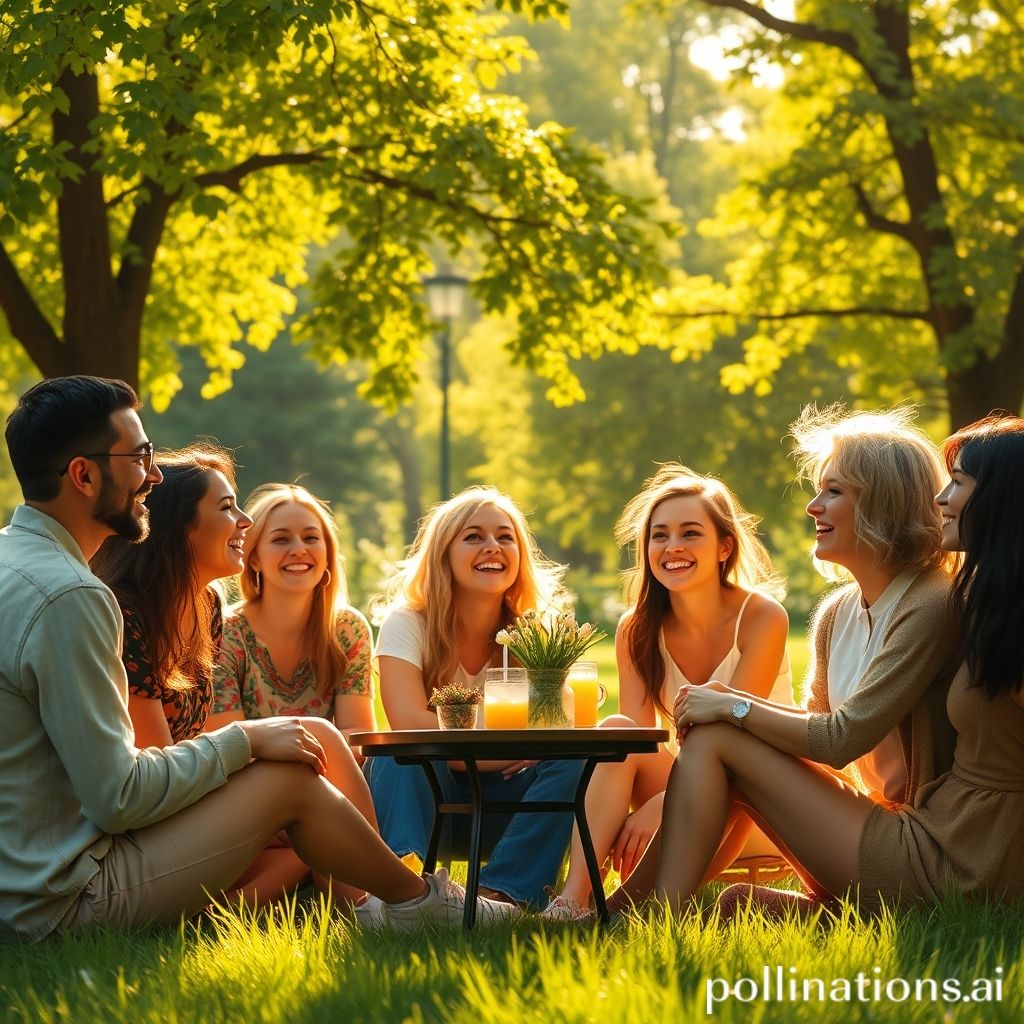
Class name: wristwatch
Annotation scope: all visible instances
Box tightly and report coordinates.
[730,699,752,728]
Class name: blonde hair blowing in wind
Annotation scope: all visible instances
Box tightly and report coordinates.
[374,486,566,697]
[790,404,947,579]
[239,483,350,697]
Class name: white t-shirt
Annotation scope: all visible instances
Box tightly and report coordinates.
[375,606,489,691]
[827,570,918,802]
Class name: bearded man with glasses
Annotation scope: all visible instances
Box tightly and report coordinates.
[0,376,489,941]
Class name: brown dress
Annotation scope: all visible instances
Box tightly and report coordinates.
[858,663,1024,910]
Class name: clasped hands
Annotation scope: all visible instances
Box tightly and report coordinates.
[673,679,737,741]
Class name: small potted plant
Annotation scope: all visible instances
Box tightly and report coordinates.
[428,682,483,729]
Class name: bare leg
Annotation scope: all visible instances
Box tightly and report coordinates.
[656,723,876,914]
[301,718,378,829]
[220,719,380,908]
[605,803,749,914]
[560,715,673,904]
[223,847,311,909]
[172,762,427,913]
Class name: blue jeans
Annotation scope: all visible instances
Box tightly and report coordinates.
[364,756,584,908]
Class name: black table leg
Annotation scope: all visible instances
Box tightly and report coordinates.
[461,756,485,929]
[419,760,445,876]
[573,757,609,925]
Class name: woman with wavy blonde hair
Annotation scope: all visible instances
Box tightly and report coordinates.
[660,405,962,917]
[366,485,581,910]
[544,464,792,919]
[208,483,378,913]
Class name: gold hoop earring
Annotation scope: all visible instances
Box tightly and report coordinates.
[319,568,332,590]
[254,570,262,595]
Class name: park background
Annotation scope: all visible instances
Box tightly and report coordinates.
[2,1,1022,1021]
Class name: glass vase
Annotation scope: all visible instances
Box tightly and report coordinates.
[526,667,575,728]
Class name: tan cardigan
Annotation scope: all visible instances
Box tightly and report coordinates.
[805,566,961,805]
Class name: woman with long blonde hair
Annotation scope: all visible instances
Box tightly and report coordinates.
[208,483,378,912]
[544,464,792,918]
[660,406,962,916]
[366,485,581,910]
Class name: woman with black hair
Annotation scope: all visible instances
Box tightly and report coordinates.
[654,413,1024,915]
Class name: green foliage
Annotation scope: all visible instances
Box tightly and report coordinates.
[648,0,1024,424]
[0,0,668,406]
[150,336,407,609]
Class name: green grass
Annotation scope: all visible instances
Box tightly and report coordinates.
[3,893,1021,1022]
[11,631,1005,1023]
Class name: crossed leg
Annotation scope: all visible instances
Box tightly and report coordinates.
[655,722,877,914]
[560,715,765,907]
[67,760,427,932]
[223,718,379,908]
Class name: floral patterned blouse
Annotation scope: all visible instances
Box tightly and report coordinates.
[213,606,373,720]
[122,591,223,744]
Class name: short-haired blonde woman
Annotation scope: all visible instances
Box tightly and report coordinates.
[543,465,791,918]
[659,405,962,914]
[653,412,1024,917]
[365,485,583,910]
[209,483,378,910]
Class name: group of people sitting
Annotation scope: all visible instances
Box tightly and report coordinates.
[0,375,1021,943]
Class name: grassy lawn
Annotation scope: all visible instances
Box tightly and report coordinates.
[10,631,1017,1023]
[3,893,1021,1022]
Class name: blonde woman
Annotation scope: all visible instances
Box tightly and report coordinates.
[366,485,582,910]
[544,465,791,918]
[209,484,377,909]
[662,406,961,914]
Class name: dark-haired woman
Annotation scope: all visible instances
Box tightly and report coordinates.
[653,413,1024,914]
[92,444,252,747]
[92,446,377,910]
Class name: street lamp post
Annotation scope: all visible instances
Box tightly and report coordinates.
[423,270,468,500]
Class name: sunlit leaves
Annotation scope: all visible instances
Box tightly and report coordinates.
[0,0,665,405]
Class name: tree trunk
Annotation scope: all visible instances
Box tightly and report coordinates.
[946,307,1024,428]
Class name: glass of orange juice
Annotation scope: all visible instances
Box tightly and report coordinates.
[483,669,529,729]
[567,661,606,728]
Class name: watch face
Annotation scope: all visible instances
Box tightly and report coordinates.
[732,699,752,721]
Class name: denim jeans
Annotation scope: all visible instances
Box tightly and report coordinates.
[364,756,584,908]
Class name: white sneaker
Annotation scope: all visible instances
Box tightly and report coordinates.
[383,869,519,930]
[540,894,595,924]
[352,893,386,929]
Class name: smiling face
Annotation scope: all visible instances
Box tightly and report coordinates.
[186,470,252,587]
[805,465,861,570]
[249,500,329,595]
[935,462,977,552]
[91,408,163,542]
[446,503,522,597]
[646,494,733,594]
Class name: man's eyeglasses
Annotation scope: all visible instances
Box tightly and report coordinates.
[59,442,155,476]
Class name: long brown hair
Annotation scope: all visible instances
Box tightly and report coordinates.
[238,484,348,698]
[92,443,236,691]
[373,486,566,697]
[615,464,784,717]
